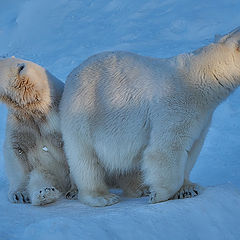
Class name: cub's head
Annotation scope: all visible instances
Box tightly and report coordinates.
[0,57,52,117]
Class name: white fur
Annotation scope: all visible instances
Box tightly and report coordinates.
[60,27,240,206]
[0,58,71,205]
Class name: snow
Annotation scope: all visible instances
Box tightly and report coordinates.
[1,184,240,240]
[1,0,240,239]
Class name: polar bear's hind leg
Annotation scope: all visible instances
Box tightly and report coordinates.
[64,137,120,207]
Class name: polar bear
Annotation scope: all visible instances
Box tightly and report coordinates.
[0,57,73,205]
[60,27,240,207]
[0,57,146,205]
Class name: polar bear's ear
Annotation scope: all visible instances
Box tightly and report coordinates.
[217,27,240,46]
[14,62,43,107]
[17,63,26,75]
[17,63,37,88]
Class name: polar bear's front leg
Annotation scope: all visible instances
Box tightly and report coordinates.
[142,144,187,204]
[4,145,30,204]
[66,142,120,207]
[184,115,212,181]
[8,190,30,204]
[27,170,61,205]
[172,179,203,199]
[173,116,212,200]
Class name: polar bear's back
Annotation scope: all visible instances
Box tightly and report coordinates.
[61,51,179,132]
[62,51,180,113]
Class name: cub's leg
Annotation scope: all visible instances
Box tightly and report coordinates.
[118,171,150,198]
[65,140,119,207]
[27,170,61,205]
[173,116,212,199]
[142,136,187,204]
[4,143,30,204]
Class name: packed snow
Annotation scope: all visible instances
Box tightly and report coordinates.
[1,0,240,239]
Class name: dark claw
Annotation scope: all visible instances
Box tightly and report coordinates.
[66,192,70,198]
[15,194,19,201]
[193,190,198,195]
[21,193,26,203]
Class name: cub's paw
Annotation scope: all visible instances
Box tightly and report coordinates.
[172,182,203,200]
[8,190,30,204]
[31,187,61,206]
[66,188,78,200]
[79,192,120,207]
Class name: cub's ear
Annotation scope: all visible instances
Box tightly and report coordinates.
[0,58,51,116]
[17,63,26,76]
[16,62,38,88]
[15,63,34,90]
[13,62,43,107]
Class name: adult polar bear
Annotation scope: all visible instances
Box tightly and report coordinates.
[0,58,72,205]
[60,27,240,207]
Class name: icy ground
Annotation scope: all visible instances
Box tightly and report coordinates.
[1,0,240,239]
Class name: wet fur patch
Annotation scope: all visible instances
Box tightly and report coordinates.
[46,132,64,149]
[10,130,37,172]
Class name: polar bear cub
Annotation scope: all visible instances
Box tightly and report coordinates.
[60,27,240,207]
[0,57,72,205]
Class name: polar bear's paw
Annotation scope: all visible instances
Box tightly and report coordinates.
[31,187,61,206]
[66,188,78,200]
[79,192,120,207]
[149,188,170,204]
[172,182,203,200]
[8,190,31,204]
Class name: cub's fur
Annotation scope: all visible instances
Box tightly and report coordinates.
[0,58,71,205]
[60,27,240,207]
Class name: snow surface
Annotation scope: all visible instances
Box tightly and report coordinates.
[1,0,240,239]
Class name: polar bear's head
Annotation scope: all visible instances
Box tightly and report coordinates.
[191,27,240,93]
[213,27,240,85]
[0,57,55,117]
